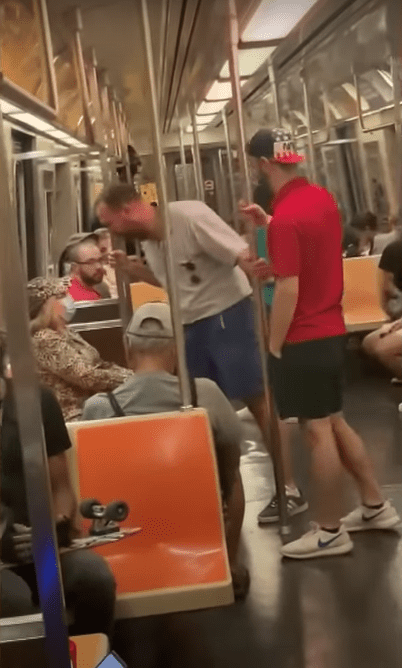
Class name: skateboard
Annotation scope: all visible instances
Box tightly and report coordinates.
[1,499,141,570]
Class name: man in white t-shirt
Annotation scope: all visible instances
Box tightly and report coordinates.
[97,185,306,524]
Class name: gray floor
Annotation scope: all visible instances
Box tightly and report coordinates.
[115,354,402,666]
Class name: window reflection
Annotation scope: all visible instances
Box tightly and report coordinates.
[0,0,54,107]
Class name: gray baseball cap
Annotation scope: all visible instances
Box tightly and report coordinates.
[126,302,174,340]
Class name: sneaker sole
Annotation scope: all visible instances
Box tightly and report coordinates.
[281,540,353,560]
[342,515,401,533]
[258,501,309,525]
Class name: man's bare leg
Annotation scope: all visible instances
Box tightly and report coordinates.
[224,470,250,599]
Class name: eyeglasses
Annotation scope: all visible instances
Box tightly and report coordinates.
[74,256,108,266]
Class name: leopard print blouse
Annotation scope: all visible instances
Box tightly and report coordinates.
[32,328,133,421]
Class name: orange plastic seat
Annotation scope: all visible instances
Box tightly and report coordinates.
[130,282,168,310]
[67,409,233,618]
[342,256,387,332]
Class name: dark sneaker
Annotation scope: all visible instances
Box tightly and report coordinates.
[258,492,308,524]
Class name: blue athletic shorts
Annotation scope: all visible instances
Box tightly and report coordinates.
[185,298,264,401]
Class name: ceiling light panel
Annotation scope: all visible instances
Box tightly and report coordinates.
[206,81,232,100]
[196,115,216,124]
[185,125,208,133]
[11,112,54,132]
[242,0,318,41]
[220,47,276,78]
[0,99,21,114]
[198,100,228,115]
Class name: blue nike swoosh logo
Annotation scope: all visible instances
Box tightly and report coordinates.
[318,534,341,549]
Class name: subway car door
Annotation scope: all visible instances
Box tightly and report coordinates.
[36,161,56,277]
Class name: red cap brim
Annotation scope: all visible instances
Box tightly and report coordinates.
[274,153,305,164]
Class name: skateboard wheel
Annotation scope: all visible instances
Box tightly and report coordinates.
[104,501,129,522]
[80,498,103,519]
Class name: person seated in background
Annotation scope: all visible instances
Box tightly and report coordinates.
[27,277,132,421]
[344,211,378,256]
[373,215,399,255]
[94,227,118,298]
[0,332,116,637]
[82,302,250,599]
[342,225,361,257]
[363,238,402,382]
[62,233,110,301]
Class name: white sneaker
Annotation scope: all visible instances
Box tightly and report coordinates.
[341,500,401,532]
[281,524,353,560]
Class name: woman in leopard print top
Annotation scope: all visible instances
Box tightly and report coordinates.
[27,277,132,421]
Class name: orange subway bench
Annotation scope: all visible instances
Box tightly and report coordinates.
[342,256,387,332]
[130,282,168,310]
[67,409,233,618]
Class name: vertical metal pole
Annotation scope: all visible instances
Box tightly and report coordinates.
[140,0,193,409]
[388,0,402,224]
[70,8,95,145]
[392,56,402,223]
[100,152,133,331]
[190,103,205,202]
[227,0,289,534]
[191,146,202,200]
[222,109,240,232]
[179,121,190,199]
[301,73,318,183]
[268,60,280,126]
[0,113,71,667]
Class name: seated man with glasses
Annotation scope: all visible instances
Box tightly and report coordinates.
[63,233,110,302]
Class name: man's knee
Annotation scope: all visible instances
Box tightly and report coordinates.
[302,417,333,445]
[60,550,116,602]
[362,331,379,356]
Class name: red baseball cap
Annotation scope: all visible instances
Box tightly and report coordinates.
[247,128,305,164]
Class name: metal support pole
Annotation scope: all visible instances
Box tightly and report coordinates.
[268,60,280,126]
[179,121,190,199]
[0,111,71,667]
[100,152,133,331]
[301,73,318,183]
[227,0,289,534]
[190,103,205,202]
[392,56,402,224]
[221,109,240,232]
[69,8,95,145]
[140,0,193,409]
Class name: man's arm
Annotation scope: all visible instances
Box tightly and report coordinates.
[269,277,299,356]
[48,453,79,534]
[378,268,395,317]
[110,250,161,286]
[191,202,250,266]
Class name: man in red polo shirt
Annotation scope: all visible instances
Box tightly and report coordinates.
[243,128,400,559]
[64,234,107,302]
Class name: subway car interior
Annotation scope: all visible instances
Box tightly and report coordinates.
[1,0,402,666]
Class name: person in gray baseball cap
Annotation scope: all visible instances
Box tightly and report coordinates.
[83,302,250,598]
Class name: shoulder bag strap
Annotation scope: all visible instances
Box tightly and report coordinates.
[107,392,126,417]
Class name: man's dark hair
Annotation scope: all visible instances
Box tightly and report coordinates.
[100,184,140,211]
[350,211,377,232]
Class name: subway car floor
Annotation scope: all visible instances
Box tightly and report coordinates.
[114,353,402,667]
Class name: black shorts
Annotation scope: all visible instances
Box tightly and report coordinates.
[268,336,345,420]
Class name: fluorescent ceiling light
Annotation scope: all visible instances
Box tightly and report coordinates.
[185,125,208,133]
[206,81,232,101]
[242,0,318,41]
[11,112,54,132]
[0,99,21,114]
[220,47,276,78]
[342,83,370,110]
[47,129,71,140]
[198,100,227,115]
[196,114,216,124]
